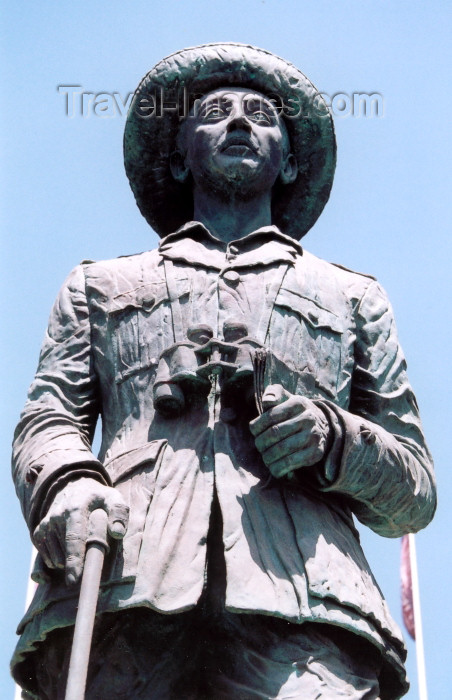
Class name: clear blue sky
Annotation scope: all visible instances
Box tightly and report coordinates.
[1,1,451,697]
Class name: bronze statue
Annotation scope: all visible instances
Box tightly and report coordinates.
[11,43,436,699]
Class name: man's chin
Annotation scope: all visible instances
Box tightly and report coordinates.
[217,172,265,199]
[220,160,263,185]
[198,160,277,199]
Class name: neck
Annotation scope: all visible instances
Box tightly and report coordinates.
[192,187,272,243]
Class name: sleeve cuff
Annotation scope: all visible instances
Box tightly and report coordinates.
[285,400,346,490]
[27,455,111,531]
[310,400,346,487]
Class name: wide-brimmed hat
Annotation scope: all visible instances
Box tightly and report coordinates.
[124,43,336,240]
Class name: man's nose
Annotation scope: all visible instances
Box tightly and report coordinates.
[227,114,252,133]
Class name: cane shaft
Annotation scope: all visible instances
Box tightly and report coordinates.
[65,509,108,700]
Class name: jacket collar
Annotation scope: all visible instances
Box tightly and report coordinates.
[158,221,303,270]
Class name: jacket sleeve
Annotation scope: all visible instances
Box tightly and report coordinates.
[316,280,436,538]
[12,265,111,533]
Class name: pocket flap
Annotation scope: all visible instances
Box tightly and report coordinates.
[277,289,343,333]
[105,439,168,485]
[107,277,191,317]
[107,285,164,316]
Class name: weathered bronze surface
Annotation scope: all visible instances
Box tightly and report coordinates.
[11,44,436,699]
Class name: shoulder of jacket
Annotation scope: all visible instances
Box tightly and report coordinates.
[79,249,164,302]
[79,248,161,270]
[298,250,377,283]
[295,250,379,309]
[330,262,377,281]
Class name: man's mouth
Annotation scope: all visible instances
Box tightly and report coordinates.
[220,137,257,156]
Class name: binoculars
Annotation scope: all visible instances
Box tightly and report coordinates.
[153,321,262,418]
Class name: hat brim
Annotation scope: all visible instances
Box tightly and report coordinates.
[124,43,336,240]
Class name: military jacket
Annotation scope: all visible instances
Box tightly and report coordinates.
[12,223,436,685]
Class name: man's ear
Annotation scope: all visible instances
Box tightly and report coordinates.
[279,153,298,185]
[170,151,190,184]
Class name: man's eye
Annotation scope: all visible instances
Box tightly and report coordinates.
[204,106,227,120]
[248,110,272,125]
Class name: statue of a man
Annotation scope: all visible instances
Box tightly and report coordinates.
[11,44,436,700]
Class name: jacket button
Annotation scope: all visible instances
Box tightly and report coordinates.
[26,465,43,484]
[360,428,376,445]
[223,270,240,286]
[136,290,155,309]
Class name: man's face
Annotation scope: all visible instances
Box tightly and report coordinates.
[174,87,295,199]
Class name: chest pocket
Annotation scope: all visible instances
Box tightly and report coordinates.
[107,278,191,384]
[272,289,343,399]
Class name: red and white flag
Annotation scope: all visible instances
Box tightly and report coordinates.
[400,534,429,698]
[401,534,415,639]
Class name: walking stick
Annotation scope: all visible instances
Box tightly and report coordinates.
[65,508,109,700]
